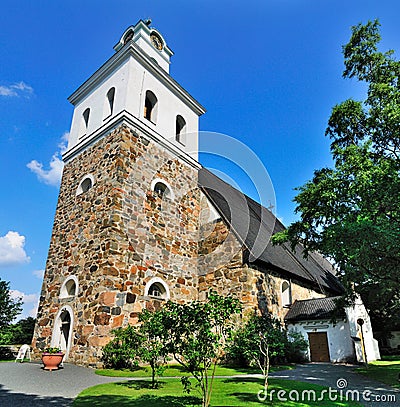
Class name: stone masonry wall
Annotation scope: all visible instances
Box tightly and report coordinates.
[32,124,201,366]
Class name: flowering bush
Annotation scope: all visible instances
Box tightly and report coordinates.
[43,347,63,354]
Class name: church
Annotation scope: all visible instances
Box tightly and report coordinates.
[32,20,380,367]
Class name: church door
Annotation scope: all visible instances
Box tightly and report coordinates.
[308,332,330,362]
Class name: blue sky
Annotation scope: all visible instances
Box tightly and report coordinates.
[1,0,400,319]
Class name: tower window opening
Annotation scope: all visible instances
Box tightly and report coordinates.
[105,87,115,118]
[175,115,186,145]
[80,108,90,137]
[123,29,134,44]
[144,90,158,123]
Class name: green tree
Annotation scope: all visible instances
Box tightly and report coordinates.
[0,279,23,331]
[161,291,241,407]
[137,309,169,389]
[272,20,400,333]
[11,317,37,344]
[0,317,36,345]
[226,312,286,368]
[102,310,168,389]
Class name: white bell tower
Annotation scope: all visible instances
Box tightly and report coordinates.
[63,19,205,165]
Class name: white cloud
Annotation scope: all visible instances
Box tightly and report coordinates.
[0,231,30,266]
[0,81,33,98]
[27,132,69,186]
[10,290,39,318]
[58,131,69,154]
[33,269,45,279]
[27,154,64,186]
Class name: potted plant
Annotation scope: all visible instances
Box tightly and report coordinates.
[41,347,64,371]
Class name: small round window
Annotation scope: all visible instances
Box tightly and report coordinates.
[148,282,166,298]
[76,174,95,196]
[145,277,170,300]
[151,179,173,200]
[60,276,78,299]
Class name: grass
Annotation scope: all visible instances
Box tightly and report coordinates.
[95,364,293,378]
[355,356,400,388]
[73,377,361,406]
[0,358,30,362]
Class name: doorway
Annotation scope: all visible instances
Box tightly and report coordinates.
[51,306,73,360]
[308,332,330,362]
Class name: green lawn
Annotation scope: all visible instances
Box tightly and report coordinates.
[355,356,400,388]
[73,377,361,406]
[95,364,292,378]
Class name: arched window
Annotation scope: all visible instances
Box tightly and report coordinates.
[104,87,115,118]
[145,277,170,300]
[154,182,167,197]
[60,276,79,298]
[144,90,158,123]
[175,115,186,145]
[148,283,166,298]
[281,281,291,307]
[80,108,90,137]
[76,174,95,196]
[151,179,173,199]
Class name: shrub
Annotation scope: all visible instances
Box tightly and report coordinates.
[285,331,308,363]
[226,312,287,367]
[102,325,142,370]
[0,345,16,360]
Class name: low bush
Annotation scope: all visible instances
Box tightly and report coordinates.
[225,312,308,367]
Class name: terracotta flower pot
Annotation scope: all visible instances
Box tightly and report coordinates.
[41,353,64,371]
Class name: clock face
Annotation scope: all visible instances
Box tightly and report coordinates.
[150,33,163,51]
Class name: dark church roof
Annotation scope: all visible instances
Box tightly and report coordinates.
[198,168,344,295]
[284,296,346,322]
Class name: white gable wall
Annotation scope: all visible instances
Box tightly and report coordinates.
[288,319,355,363]
[345,298,381,362]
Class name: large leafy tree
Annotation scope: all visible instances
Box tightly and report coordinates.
[273,20,400,334]
[0,279,23,331]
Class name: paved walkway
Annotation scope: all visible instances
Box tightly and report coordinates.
[270,363,400,406]
[0,361,122,406]
[0,361,399,406]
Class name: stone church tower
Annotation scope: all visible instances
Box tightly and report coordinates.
[32,20,208,366]
[32,20,346,367]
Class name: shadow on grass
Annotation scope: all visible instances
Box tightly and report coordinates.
[116,380,166,390]
[222,377,262,384]
[74,394,201,407]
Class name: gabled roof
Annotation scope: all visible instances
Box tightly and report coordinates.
[284,296,346,322]
[198,168,344,295]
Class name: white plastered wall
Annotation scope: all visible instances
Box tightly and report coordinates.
[345,297,381,362]
[288,319,355,363]
[67,55,199,161]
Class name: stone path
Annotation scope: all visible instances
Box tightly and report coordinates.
[0,361,121,406]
